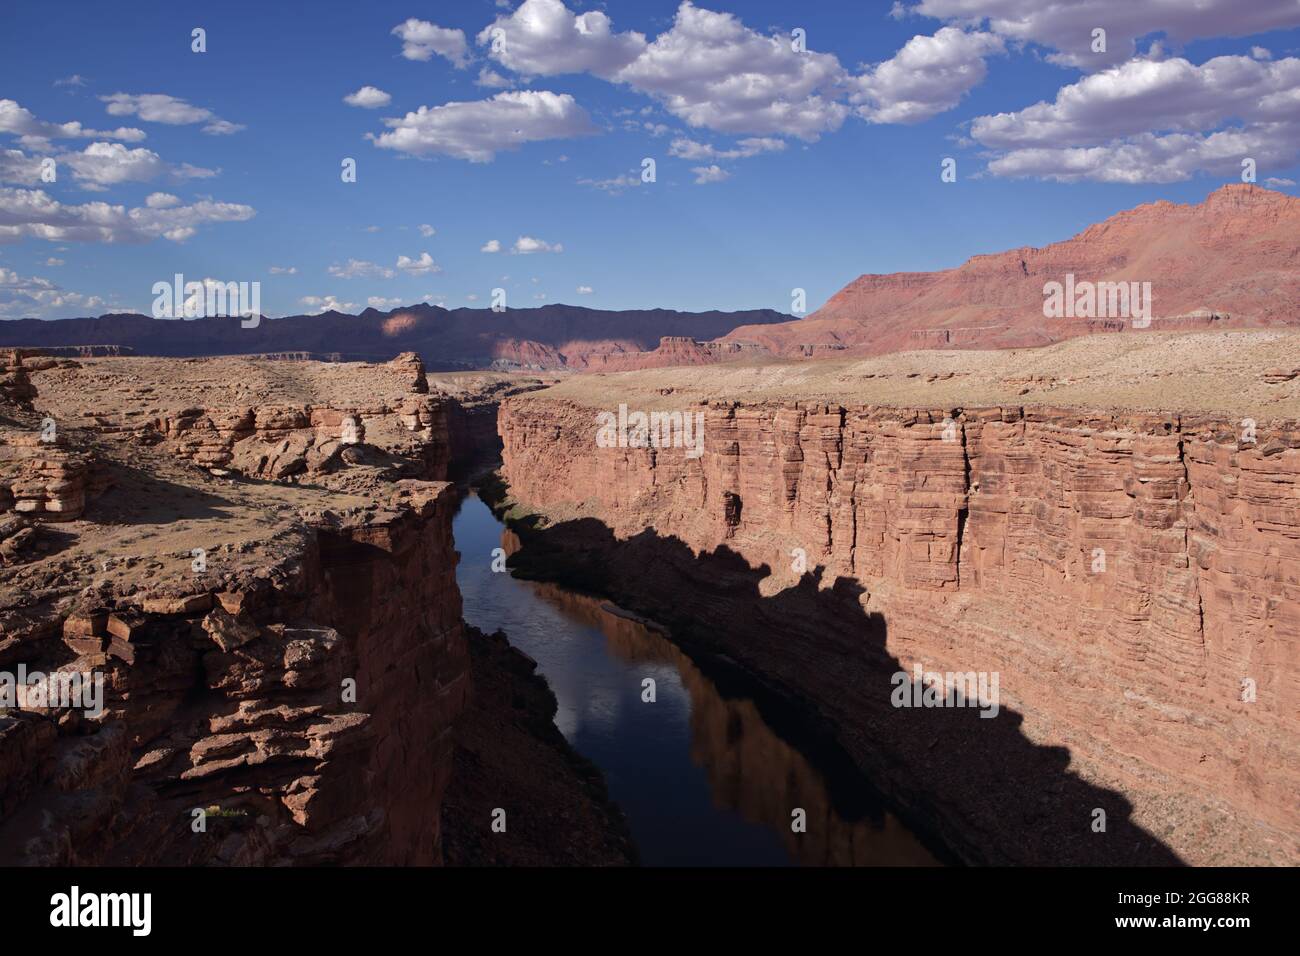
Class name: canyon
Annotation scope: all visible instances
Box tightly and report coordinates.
[0,348,625,865]
[493,330,1300,866]
[0,186,1296,868]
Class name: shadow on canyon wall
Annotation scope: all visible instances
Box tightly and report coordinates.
[484,483,1183,866]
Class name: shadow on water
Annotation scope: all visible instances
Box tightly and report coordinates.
[453,491,939,866]
[470,476,1186,867]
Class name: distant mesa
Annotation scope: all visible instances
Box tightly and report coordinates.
[0,302,793,372]
[725,184,1299,358]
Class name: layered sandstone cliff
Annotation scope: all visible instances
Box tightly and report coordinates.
[496,367,1300,865]
[725,184,1300,357]
[0,352,472,864]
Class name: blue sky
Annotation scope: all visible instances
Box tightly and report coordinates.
[2,0,1298,319]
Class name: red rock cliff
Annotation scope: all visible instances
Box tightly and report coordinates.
[498,396,1300,864]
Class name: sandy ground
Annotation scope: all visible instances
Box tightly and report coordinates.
[535,330,1300,420]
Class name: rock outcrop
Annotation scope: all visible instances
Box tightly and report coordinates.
[725,184,1300,358]
[497,394,1300,865]
[0,352,472,864]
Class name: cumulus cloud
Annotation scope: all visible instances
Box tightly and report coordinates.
[481,239,501,253]
[0,266,104,318]
[369,90,594,161]
[418,223,436,237]
[393,19,469,67]
[972,54,1300,181]
[691,164,730,184]
[396,251,442,275]
[478,0,647,78]
[60,142,216,190]
[0,148,46,185]
[327,259,395,279]
[849,27,1005,124]
[268,265,297,275]
[476,67,514,89]
[367,296,404,309]
[300,295,357,314]
[612,2,848,140]
[0,187,255,243]
[0,99,145,149]
[908,0,1300,69]
[511,235,562,254]
[0,143,214,191]
[479,2,846,139]
[100,93,244,135]
[344,86,392,109]
[576,285,593,294]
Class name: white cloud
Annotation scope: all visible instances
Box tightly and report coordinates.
[0,148,45,185]
[849,28,1004,124]
[60,142,216,190]
[972,54,1300,182]
[45,257,64,266]
[268,265,297,275]
[396,252,442,276]
[0,99,145,149]
[370,90,595,162]
[418,223,436,237]
[54,75,86,88]
[668,136,785,160]
[1252,46,1273,61]
[367,296,404,309]
[300,295,357,314]
[145,192,180,208]
[100,93,243,135]
[908,0,1300,69]
[476,67,514,89]
[972,55,1300,148]
[0,187,255,243]
[612,2,848,140]
[576,285,593,294]
[327,259,396,279]
[0,266,105,317]
[478,0,647,78]
[1265,176,1296,187]
[577,172,641,193]
[481,239,501,253]
[201,119,245,136]
[393,19,469,67]
[511,235,562,254]
[691,164,730,184]
[344,86,392,109]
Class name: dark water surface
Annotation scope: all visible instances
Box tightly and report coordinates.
[453,491,938,867]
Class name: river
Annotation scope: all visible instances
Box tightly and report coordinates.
[452,490,938,867]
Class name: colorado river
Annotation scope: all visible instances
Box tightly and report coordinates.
[453,491,938,866]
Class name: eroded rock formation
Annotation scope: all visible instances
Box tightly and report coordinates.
[497,394,1300,865]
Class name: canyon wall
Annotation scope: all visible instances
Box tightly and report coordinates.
[0,480,468,866]
[497,397,1300,865]
[0,353,470,865]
